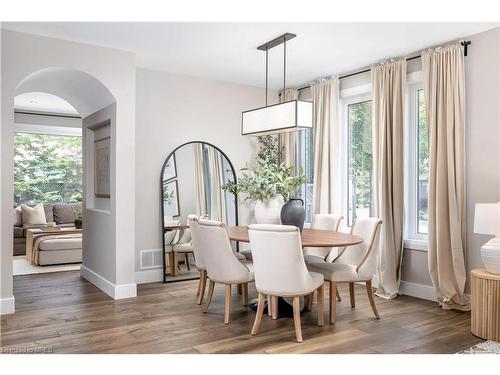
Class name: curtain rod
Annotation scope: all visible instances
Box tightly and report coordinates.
[289,40,472,93]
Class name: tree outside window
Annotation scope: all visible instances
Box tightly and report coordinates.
[14,133,83,206]
[348,100,372,225]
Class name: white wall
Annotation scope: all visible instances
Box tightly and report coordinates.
[135,68,273,273]
[1,30,137,312]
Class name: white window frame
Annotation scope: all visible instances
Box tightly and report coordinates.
[340,91,372,228]
[404,72,428,251]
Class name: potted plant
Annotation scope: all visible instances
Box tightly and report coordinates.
[74,208,83,229]
[225,136,305,225]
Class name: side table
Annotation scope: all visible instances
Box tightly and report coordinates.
[471,268,500,341]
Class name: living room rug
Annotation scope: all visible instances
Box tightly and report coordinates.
[13,256,81,276]
[458,340,500,354]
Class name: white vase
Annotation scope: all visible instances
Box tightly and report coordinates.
[254,195,284,224]
[481,237,500,274]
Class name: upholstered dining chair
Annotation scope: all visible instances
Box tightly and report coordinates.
[303,214,343,264]
[164,219,181,272]
[194,218,254,324]
[187,215,208,305]
[307,217,383,325]
[248,224,325,343]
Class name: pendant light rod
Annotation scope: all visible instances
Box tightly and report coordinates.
[265,49,269,106]
[258,33,296,104]
[283,39,286,96]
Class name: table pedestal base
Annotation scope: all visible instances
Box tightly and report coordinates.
[248,297,309,318]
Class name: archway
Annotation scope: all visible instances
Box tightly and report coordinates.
[3,67,136,312]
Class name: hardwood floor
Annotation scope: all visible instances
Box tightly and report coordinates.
[1,271,482,354]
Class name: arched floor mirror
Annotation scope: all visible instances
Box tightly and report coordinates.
[160,141,238,283]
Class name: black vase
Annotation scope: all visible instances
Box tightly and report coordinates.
[281,198,306,231]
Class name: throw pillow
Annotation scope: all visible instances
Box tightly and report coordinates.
[21,204,47,226]
[13,206,23,226]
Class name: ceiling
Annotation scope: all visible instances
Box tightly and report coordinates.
[3,22,498,89]
[14,92,79,116]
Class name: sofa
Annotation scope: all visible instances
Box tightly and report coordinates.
[13,203,82,256]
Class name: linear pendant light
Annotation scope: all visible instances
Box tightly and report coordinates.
[242,33,313,136]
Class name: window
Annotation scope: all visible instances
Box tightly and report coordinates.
[347,100,373,225]
[296,128,314,223]
[416,89,428,234]
[406,82,428,245]
[14,133,83,206]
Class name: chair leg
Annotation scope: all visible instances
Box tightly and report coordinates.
[349,282,355,308]
[196,272,201,297]
[366,280,380,319]
[197,270,207,305]
[329,281,337,324]
[305,293,313,311]
[292,296,303,343]
[203,280,215,313]
[185,254,190,271]
[224,284,232,324]
[242,283,248,307]
[267,295,272,317]
[336,287,342,302]
[317,285,324,327]
[251,293,266,336]
[271,296,278,320]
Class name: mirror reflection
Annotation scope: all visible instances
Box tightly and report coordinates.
[161,142,237,282]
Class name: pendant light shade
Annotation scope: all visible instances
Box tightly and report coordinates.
[242,100,312,136]
[242,33,312,136]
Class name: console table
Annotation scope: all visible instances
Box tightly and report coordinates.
[471,268,500,341]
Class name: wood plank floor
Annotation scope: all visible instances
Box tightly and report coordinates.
[1,271,482,354]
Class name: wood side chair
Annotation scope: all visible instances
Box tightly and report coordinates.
[248,224,325,343]
[192,218,254,324]
[308,217,383,324]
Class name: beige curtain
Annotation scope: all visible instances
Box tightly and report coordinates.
[193,144,206,217]
[311,78,340,215]
[372,58,407,299]
[422,44,469,311]
[279,88,299,166]
[207,147,226,222]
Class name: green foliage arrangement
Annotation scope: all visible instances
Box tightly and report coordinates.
[224,136,305,202]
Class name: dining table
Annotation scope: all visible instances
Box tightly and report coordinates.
[227,225,364,318]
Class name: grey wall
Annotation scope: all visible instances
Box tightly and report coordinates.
[135,68,274,271]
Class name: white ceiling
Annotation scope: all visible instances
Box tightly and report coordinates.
[3,22,498,88]
[14,92,79,116]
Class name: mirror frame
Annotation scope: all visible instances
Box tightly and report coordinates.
[160,141,239,283]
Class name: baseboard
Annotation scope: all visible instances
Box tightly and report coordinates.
[368,275,437,302]
[399,280,437,302]
[0,296,15,315]
[135,269,163,284]
[81,265,137,299]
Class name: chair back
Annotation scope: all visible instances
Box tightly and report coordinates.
[179,214,197,243]
[304,214,343,259]
[164,220,180,249]
[248,224,317,296]
[334,217,382,278]
[188,216,204,270]
[194,218,251,283]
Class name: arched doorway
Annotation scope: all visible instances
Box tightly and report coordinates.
[1,67,136,315]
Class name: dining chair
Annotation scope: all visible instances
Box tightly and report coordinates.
[307,217,383,325]
[248,224,325,343]
[303,214,343,264]
[195,218,254,324]
[187,215,209,305]
[164,219,181,273]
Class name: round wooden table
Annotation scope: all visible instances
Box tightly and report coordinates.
[471,269,500,341]
[228,226,363,248]
[228,225,363,318]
